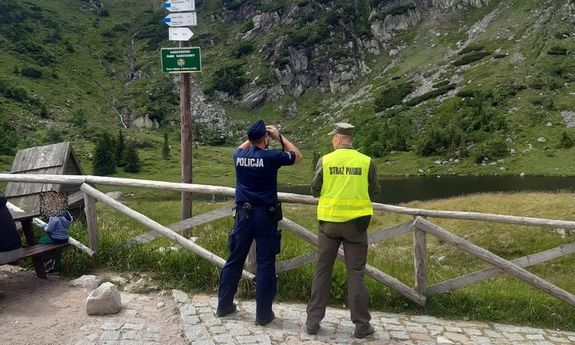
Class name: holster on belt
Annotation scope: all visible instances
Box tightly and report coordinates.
[269,202,283,221]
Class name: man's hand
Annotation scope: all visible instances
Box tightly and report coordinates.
[265,125,280,141]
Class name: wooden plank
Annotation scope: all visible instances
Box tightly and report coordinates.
[368,221,414,245]
[124,207,231,247]
[81,183,255,281]
[84,193,99,252]
[414,217,575,307]
[427,241,575,295]
[276,252,316,274]
[280,217,426,306]
[413,228,427,294]
[374,203,575,230]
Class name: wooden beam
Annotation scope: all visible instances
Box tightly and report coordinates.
[124,207,231,247]
[80,183,254,281]
[427,241,575,295]
[368,221,414,245]
[3,173,575,230]
[413,227,427,294]
[414,217,575,307]
[276,252,316,274]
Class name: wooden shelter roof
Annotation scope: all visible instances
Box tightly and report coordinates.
[5,142,84,198]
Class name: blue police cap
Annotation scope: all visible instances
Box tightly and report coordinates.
[247,119,267,140]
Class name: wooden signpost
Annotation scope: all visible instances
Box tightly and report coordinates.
[162,0,200,220]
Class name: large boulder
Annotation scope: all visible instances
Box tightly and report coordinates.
[86,282,122,315]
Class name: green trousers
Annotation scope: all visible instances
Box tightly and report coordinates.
[306,215,372,330]
[38,236,63,271]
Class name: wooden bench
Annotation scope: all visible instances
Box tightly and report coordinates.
[6,210,69,279]
[0,243,69,279]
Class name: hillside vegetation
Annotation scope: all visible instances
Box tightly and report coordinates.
[0,0,574,176]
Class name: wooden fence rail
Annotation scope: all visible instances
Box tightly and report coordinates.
[1,173,575,308]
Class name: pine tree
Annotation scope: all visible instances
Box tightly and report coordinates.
[123,142,141,173]
[116,130,125,166]
[92,134,116,176]
[162,131,171,160]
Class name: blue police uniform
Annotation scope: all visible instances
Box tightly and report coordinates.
[218,122,296,324]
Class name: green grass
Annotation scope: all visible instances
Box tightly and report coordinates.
[49,188,575,331]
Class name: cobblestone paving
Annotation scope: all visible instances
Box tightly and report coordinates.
[172,290,575,345]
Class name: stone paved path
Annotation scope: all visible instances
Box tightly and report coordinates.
[172,290,575,345]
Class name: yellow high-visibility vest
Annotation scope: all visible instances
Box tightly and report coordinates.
[317,149,373,222]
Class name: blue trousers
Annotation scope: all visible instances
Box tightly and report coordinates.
[218,207,280,320]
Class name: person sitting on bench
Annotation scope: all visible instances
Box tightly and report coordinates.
[0,191,23,263]
[39,210,72,273]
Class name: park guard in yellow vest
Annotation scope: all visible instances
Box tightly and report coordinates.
[306,122,380,339]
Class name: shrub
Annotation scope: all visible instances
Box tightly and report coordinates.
[406,84,455,106]
[0,119,19,155]
[386,4,416,16]
[373,82,414,112]
[558,131,574,149]
[548,46,568,55]
[209,64,246,96]
[452,51,490,66]
[44,128,64,144]
[433,80,450,89]
[458,44,485,55]
[71,109,87,128]
[471,136,508,163]
[233,41,254,58]
[240,20,254,33]
[20,67,42,79]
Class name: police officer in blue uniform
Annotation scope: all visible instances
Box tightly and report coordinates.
[217,119,303,326]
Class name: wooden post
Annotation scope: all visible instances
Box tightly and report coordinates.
[179,40,192,221]
[84,192,99,252]
[413,224,427,295]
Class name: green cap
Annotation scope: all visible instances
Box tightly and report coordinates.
[328,122,355,136]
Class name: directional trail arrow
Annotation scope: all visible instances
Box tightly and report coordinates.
[164,0,195,12]
[169,27,194,41]
[163,12,197,27]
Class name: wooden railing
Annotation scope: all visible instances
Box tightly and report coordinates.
[1,173,575,307]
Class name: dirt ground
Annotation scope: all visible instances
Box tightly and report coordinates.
[0,265,187,345]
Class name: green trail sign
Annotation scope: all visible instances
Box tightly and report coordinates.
[161,47,201,73]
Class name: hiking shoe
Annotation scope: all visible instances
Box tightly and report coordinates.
[354,324,374,339]
[255,311,275,326]
[216,303,236,317]
[306,324,320,335]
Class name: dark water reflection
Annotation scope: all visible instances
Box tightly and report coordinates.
[279,175,575,205]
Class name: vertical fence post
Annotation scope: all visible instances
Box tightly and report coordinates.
[413,218,427,297]
[84,191,99,252]
[245,241,257,274]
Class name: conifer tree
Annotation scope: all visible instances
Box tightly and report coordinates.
[123,142,141,173]
[92,133,116,176]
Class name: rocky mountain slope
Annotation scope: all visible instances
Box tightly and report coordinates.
[0,0,574,174]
